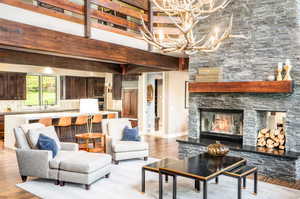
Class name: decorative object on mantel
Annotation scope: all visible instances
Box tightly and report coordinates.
[140,0,246,55]
[276,62,283,81]
[196,67,222,82]
[283,59,293,80]
[147,85,154,102]
[207,141,230,157]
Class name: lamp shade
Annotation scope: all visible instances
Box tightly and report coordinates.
[80,99,99,114]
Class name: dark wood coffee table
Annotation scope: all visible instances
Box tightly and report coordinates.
[158,153,246,199]
[142,158,201,194]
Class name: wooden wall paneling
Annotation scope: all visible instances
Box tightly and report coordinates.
[7,73,18,100]
[94,78,105,97]
[91,0,148,21]
[119,0,149,10]
[0,19,180,70]
[112,74,122,100]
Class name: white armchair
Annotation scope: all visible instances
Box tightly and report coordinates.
[102,118,149,164]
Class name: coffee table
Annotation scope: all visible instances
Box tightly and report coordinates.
[142,159,202,193]
[158,153,246,199]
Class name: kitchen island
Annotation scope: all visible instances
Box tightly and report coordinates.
[4,111,118,149]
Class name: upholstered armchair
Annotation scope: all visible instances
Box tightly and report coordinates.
[102,118,149,164]
[14,127,79,183]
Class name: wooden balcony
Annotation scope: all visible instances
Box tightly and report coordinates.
[188,81,294,94]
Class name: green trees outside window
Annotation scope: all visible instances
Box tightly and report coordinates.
[25,75,57,106]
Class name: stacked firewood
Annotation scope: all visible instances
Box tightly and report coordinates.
[257,128,286,150]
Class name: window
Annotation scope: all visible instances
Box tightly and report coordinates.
[25,75,57,106]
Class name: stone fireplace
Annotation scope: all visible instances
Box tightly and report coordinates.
[200,109,243,144]
[177,0,300,182]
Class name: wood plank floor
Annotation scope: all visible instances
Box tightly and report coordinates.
[0,136,299,199]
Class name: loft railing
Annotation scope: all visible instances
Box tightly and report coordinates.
[0,0,150,39]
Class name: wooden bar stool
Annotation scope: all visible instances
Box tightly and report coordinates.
[107,113,116,119]
[92,114,103,133]
[55,117,72,142]
[74,115,88,135]
[38,117,52,127]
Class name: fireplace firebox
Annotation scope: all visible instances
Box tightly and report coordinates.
[200,109,243,143]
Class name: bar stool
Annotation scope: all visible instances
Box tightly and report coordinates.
[74,115,89,135]
[92,114,103,133]
[55,117,72,142]
[107,113,116,119]
[38,117,52,127]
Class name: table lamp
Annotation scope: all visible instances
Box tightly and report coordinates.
[80,99,99,134]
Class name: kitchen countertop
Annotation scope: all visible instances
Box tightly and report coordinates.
[5,111,118,120]
[0,109,79,115]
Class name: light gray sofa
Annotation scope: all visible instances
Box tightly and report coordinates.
[14,125,112,190]
[102,118,149,164]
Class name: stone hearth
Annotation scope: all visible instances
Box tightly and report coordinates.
[178,0,300,182]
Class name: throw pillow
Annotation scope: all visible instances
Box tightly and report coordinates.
[121,126,140,142]
[37,134,58,158]
[27,126,61,150]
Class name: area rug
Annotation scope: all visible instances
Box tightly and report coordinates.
[17,158,300,199]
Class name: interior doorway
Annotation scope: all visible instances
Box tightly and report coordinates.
[155,79,163,131]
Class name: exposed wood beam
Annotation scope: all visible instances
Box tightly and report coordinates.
[0,19,180,70]
[178,57,189,71]
[0,48,120,73]
[84,0,91,38]
[120,64,128,75]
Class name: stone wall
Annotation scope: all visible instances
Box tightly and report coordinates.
[188,0,300,152]
[178,143,300,182]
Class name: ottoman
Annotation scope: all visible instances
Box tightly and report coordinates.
[58,152,112,190]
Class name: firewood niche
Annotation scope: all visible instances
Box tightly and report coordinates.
[257,112,286,150]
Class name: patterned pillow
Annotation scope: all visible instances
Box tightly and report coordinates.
[37,134,58,158]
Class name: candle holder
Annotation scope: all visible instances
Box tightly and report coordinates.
[283,60,292,80]
[276,62,283,81]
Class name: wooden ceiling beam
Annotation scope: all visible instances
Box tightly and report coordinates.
[0,48,121,73]
[0,19,180,71]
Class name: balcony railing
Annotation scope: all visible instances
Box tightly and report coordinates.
[0,0,149,39]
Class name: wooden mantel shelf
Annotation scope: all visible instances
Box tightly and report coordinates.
[189,80,294,93]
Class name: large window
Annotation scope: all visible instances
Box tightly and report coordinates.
[25,75,57,106]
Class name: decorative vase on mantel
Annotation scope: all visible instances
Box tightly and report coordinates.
[207,141,230,157]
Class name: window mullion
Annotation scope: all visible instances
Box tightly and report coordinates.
[39,75,43,106]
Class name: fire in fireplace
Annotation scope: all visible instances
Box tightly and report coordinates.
[200,109,243,143]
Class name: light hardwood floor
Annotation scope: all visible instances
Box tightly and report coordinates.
[0,136,299,199]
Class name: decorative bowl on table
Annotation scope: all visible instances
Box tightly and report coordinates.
[207,141,229,157]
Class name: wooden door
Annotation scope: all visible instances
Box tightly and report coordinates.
[122,89,138,118]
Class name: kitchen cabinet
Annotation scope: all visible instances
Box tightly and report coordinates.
[0,72,26,100]
[62,76,105,99]
[0,115,4,139]
[112,74,122,100]
[87,77,105,98]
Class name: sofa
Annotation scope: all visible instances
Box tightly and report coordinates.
[102,118,149,164]
[14,124,112,190]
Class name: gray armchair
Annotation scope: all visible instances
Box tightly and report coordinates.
[14,127,79,183]
[14,126,112,190]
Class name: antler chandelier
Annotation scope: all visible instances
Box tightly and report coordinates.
[140,0,244,55]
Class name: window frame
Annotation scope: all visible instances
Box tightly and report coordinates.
[25,74,58,107]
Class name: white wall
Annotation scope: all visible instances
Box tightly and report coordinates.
[0,3,148,50]
[163,71,189,137]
